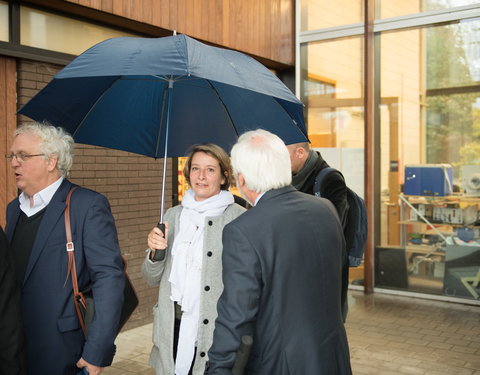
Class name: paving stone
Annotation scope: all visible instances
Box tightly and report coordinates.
[107,290,480,374]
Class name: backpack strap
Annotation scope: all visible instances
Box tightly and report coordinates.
[314,167,338,197]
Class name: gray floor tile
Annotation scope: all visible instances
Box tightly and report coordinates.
[109,290,480,374]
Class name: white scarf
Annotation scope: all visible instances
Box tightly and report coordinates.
[169,188,234,375]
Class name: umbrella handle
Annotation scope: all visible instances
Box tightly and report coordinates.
[151,222,167,261]
[232,335,253,375]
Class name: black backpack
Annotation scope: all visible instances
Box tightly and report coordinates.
[314,167,368,267]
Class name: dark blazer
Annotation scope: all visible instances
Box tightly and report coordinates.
[5,179,125,375]
[0,226,26,375]
[207,186,352,375]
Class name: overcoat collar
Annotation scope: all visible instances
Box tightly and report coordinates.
[255,185,296,207]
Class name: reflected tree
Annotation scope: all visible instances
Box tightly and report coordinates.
[425,23,479,169]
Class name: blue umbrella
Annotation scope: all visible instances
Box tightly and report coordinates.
[18,34,307,221]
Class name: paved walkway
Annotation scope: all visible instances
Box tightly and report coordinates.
[105,290,480,374]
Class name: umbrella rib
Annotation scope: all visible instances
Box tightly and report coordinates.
[150,74,192,82]
[72,76,122,137]
[205,81,240,138]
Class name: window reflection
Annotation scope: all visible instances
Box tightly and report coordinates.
[377,0,479,19]
[0,1,8,42]
[299,0,480,301]
[379,20,480,298]
[300,0,363,31]
[20,6,139,56]
[300,37,365,198]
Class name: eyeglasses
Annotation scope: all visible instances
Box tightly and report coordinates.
[5,152,45,163]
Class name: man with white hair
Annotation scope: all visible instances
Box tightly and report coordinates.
[206,129,352,374]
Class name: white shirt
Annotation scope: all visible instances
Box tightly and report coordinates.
[254,192,266,206]
[19,177,64,217]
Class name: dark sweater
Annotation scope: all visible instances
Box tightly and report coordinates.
[11,208,47,285]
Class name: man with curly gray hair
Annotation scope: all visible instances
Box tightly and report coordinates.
[5,122,125,375]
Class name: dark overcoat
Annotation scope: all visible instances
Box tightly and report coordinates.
[6,179,124,375]
[207,185,352,374]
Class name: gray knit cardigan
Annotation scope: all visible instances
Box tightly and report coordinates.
[141,203,246,375]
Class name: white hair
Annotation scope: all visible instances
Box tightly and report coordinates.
[231,129,291,193]
[15,122,74,177]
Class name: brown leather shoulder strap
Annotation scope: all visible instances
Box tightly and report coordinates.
[63,186,87,334]
[65,187,78,246]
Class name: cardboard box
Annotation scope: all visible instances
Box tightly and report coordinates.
[404,164,453,196]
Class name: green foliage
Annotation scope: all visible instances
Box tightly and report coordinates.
[426,24,479,167]
[457,142,480,165]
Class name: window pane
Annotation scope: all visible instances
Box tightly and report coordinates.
[300,37,365,198]
[300,0,363,31]
[379,28,424,250]
[0,1,8,42]
[376,0,479,19]
[20,6,139,55]
[379,20,480,297]
[426,21,480,166]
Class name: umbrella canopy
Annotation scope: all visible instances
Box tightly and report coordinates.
[18,34,308,159]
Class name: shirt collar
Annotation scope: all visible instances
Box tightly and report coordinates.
[19,177,64,217]
[254,192,266,206]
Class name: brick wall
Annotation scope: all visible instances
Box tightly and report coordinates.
[17,60,173,330]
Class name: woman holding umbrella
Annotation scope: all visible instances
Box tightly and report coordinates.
[142,143,246,375]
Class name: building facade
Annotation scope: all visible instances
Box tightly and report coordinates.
[1,0,479,332]
[0,0,297,329]
[297,0,480,304]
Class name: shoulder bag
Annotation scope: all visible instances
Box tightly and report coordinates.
[64,187,139,336]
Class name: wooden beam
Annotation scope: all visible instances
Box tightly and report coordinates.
[364,0,375,294]
[0,56,18,227]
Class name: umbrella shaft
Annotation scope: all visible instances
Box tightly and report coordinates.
[160,159,167,223]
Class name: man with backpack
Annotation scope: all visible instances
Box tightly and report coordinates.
[287,142,350,321]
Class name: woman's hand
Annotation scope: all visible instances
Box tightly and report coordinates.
[147,222,169,252]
